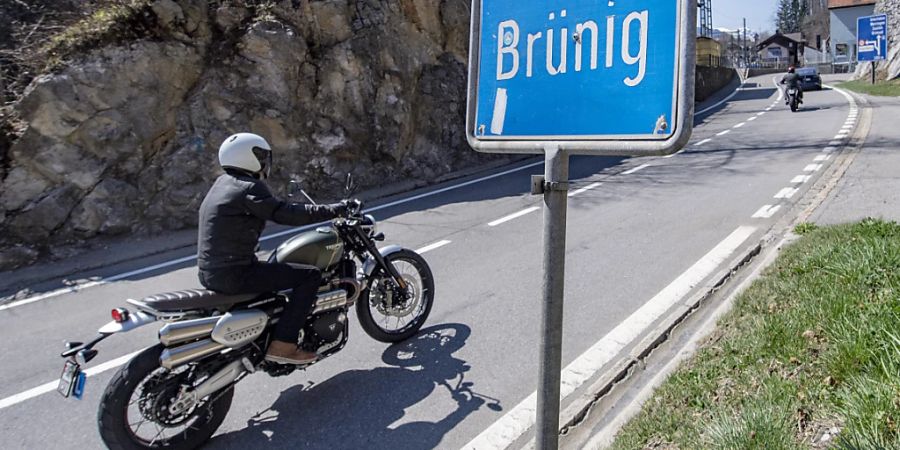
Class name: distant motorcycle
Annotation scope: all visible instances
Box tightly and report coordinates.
[57,176,434,449]
[787,87,801,112]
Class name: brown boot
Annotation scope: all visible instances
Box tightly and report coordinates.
[265,340,318,365]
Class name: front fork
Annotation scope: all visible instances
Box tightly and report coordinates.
[354,226,409,293]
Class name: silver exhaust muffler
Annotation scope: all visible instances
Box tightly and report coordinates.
[160,338,226,369]
[159,316,220,346]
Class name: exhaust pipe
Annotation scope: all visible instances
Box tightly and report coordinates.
[159,316,220,346]
[160,338,226,369]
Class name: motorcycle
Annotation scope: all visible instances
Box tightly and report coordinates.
[56,176,435,449]
[787,87,801,112]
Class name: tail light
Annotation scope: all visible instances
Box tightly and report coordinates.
[111,308,130,323]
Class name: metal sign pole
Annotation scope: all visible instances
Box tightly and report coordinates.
[535,146,569,450]
[872,61,877,85]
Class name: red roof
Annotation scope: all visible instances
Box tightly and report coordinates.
[828,0,876,9]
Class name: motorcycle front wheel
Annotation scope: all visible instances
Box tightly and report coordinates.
[357,249,435,343]
[97,345,233,450]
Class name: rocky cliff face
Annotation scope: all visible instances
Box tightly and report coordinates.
[856,0,900,80]
[0,0,500,269]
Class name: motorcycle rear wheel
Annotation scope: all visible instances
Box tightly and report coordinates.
[97,345,233,450]
[357,249,434,343]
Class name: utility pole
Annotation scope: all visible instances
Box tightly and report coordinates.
[743,18,748,67]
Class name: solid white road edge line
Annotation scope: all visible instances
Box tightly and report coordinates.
[488,207,540,227]
[415,240,452,254]
[621,164,651,175]
[695,83,743,116]
[3,160,550,311]
[0,350,142,411]
[461,226,758,450]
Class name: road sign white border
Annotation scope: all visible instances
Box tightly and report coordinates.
[465,0,697,156]
[856,14,888,63]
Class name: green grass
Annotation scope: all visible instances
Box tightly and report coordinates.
[611,219,900,449]
[836,79,900,97]
[40,0,154,70]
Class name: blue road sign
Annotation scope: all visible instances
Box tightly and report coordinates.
[466,0,696,155]
[858,14,888,62]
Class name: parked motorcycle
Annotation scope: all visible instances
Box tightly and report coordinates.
[57,176,434,449]
[787,87,801,112]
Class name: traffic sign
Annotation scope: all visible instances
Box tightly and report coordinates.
[466,0,696,156]
[858,14,888,62]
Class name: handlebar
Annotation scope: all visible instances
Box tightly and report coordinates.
[339,198,364,218]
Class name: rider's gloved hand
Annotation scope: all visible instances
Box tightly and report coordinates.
[327,202,350,217]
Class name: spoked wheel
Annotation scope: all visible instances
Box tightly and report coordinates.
[97,345,233,450]
[357,249,435,342]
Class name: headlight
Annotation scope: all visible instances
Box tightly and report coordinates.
[362,214,377,235]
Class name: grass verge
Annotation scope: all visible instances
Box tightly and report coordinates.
[836,79,900,97]
[611,219,900,449]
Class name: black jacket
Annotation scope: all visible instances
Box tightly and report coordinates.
[197,170,338,270]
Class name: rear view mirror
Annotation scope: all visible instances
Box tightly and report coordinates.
[344,173,357,194]
[288,180,302,199]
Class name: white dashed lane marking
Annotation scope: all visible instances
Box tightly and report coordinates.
[569,182,603,198]
[804,164,823,172]
[774,187,799,199]
[487,207,540,227]
[416,240,452,254]
[752,205,782,219]
[622,164,651,175]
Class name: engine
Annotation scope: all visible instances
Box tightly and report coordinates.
[303,310,347,352]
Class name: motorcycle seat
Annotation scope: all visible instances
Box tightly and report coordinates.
[128,289,261,313]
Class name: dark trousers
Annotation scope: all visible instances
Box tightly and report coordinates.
[199,262,322,343]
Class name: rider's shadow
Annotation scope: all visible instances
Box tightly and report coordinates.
[211,323,502,449]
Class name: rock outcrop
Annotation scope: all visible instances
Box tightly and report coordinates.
[0,0,501,269]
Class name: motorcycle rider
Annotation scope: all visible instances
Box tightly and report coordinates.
[197,133,347,365]
[780,66,803,105]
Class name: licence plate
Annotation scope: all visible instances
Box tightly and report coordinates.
[57,360,86,399]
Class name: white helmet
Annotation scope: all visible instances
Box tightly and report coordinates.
[218,133,273,178]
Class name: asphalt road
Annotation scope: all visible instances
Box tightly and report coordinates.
[0,74,858,449]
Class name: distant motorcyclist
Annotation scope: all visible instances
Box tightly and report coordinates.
[197,133,347,365]
[780,66,803,105]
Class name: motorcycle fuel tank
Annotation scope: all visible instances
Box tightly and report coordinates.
[273,227,343,270]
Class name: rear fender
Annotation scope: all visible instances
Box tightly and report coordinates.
[98,311,157,334]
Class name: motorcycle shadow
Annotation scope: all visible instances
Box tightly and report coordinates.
[210,323,502,449]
